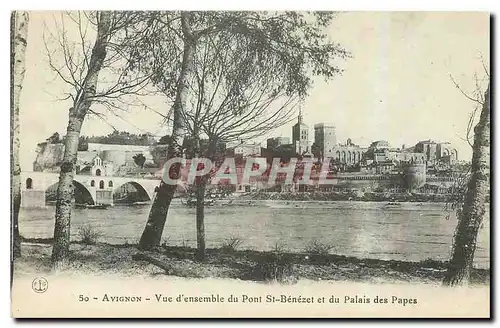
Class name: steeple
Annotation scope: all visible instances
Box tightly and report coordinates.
[298,107,303,125]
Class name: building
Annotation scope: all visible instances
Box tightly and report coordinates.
[227,142,261,157]
[87,143,152,153]
[266,137,291,150]
[414,140,439,164]
[415,140,458,165]
[359,141,425,174]
[314,123,336,159]
[292,109,310,155]
[369,140,390,150]
[435,142,458,165]
[332,139,368,166]
[387,148,426,164]
[361,160,398,174]
[77,154,114,177]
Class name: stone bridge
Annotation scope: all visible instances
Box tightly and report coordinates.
[20,171,163,208]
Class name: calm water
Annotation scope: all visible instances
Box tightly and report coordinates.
[19,201,490,268]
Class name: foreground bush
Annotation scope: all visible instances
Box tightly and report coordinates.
[250,242,297,284]
[220,237,244,253]
[304,239,334,265]
[77,224,102,245]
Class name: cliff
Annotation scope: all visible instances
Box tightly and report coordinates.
[33,143,64,172]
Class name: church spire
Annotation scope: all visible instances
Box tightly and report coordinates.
[298,107,303,125]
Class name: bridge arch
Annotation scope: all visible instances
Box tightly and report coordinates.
[45,180,95,205]
[113,181,152,203]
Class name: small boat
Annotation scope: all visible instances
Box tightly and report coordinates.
[131,201,150,206]
[182,197,216,207]
[75,203,111,210]
[385,202,402,206]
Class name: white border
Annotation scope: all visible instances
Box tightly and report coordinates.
[1,1,497,327]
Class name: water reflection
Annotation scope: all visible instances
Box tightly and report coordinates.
[19,201,490,268]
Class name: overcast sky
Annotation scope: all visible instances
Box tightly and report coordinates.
[19,11,490,170]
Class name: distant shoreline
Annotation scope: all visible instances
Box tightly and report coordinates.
[43,198,491,207]
[229,191,490,205]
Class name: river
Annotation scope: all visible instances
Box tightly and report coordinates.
[19,201,490,269]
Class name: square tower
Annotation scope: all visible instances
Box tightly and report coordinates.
[314,123,336,158]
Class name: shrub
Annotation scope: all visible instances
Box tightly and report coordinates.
[304,239,333,265]
[304,239,333,256]
[220,237,244,252]
[77,224,102,245]
[272,241,287,254]
[419,258,446,269]
[161,237,170,248]
[251,242,297,284]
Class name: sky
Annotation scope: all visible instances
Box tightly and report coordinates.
[19,11,490,171]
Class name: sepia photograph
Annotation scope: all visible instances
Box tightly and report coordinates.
[10,10,490,318]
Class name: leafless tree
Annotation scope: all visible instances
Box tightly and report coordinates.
[11,11,30,260]
[45,11,159,269]
[184,31,301,259]
[137,11,351,251]
[443,64,490,286]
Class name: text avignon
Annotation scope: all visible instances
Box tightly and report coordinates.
[102,294,142,302]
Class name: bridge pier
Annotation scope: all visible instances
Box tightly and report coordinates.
[96,190,113,206]
[21,190,46,208]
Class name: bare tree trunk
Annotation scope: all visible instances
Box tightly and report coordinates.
[11,11,29,260]
[443,83,490,286]
[194,139,218,261]
[195,175,207,261]
[139,12,195,250]
[51,12,112,269]
[52,109,83,268]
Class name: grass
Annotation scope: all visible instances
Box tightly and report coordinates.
[161,237,170,248]
[76,224,103,245]
[305,239,333,256]
[304,239,334,265]
[220,237,244,253]
[248,241,297,284]
[13,241,490,286]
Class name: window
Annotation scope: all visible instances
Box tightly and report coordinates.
[26,178,33,189]
[91,180,95,187]
[99,180,105,189]
[108,181,113,188]
[96,169,101,176]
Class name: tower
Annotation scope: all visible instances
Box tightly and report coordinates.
[314,123,336,158]
[292,108,309,155]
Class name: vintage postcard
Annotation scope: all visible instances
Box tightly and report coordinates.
[11,11,490,318]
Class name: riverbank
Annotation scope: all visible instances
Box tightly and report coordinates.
[236,191,467,203]
[14,241,489,286]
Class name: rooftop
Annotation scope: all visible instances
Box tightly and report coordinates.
[314,123,336,129]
